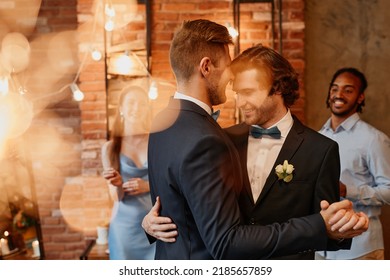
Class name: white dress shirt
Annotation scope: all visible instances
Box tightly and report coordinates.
[247,110,293,202]
[174,91,212,115]
[317,113,390,259]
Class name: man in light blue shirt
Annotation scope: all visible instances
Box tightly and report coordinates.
[317,67,390,260]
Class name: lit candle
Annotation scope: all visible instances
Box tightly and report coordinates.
[3,230,14,250]
[32,240,40,257]
[1,238,10,255]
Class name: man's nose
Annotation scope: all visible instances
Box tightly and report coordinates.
[236,95,246,108]
[334,89,343,98]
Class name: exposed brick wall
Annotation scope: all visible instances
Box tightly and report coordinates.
[280,0,306,121]
[23,0,305,259]
[21,0,83,260]
[150,0,305,126]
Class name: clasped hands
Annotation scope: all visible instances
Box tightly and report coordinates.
[319,200,368,240]
[102,167,149,195]
[142,197,369,243]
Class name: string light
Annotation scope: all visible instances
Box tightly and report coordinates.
[70,83,84,101]
[226,23,239,39]
[105,19,115,32]
[0,77,9,96]
[21,0,153,104]
[105,4,116,17]
[91,48,102,61]
[148,81,158,100]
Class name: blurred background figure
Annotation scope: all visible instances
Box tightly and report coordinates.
[316,67,390,260]
[101,85,155,260]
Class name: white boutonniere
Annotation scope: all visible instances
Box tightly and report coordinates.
[275,160,294,183]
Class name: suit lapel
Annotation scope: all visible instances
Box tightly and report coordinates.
[225,123,255,204]
[236,126,254,204]
[255,117,304,205]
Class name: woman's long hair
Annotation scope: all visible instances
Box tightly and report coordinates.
[108,85,151,170]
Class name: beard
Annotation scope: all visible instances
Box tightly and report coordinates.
[242,97,278,127]
[329,97,358,117]
[208,84,226,106]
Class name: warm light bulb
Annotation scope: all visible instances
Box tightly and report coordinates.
[0,77,9,96]
[226,22,239,39]
[91,49,102,61]
[70,83,84,101]
[18,86,27,95]
[148,81,158,100]
[227,26,239,39]
[105,19,115,32]
[105,4,116,17]
[73,90,84,101]
[0,97,11,142]
[113,53,134,75]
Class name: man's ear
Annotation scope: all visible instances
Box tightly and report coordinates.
[199,57,212,77]
[358,92,365,105]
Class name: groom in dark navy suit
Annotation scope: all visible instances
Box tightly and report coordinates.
[225,45,347,259]
[145,20,369,260]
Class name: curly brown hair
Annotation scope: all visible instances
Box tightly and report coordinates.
[231,44,300,107]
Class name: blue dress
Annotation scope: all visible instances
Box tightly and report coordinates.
[108,154,155,259]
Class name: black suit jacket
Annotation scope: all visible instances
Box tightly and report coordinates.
[148,99,332,259]
[225,117,351,259]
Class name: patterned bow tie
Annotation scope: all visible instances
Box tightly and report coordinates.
[250,126,281,139]
[211,110,220,121]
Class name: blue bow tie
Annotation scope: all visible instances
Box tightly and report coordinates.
[211,110,220,121]
[250,126,281,139]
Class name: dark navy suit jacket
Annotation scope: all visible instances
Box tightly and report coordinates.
[147,99,332,259]
[225,117,351,259]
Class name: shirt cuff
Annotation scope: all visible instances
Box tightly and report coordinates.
[345,184,359,201]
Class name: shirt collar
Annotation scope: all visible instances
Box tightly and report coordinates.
[174,91,212,115]
[322,112,360,133]
[251,109,293,138]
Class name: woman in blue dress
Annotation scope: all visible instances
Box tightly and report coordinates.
[101,85,155,260]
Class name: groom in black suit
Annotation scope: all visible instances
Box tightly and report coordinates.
[145,19,368,260]
[225,45,346,259]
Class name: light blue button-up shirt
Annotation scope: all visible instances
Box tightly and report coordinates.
[318,113,390,259]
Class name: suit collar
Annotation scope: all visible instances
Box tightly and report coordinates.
[173,92,212,115]
[168,97,211,118]
[214,115,306,206]
[321,112,360,133]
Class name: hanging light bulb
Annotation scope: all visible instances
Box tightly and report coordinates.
[18,86,27,95]
[105,19,115,32]
[91,49,102,61]
[0,77,9,96]
[226,23,239,39]
[148,81,158,100]
[104,3,116,32]
[105,4,116,17]
[70,83,84,101]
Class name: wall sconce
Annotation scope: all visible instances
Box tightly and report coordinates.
[107,51,149,77]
